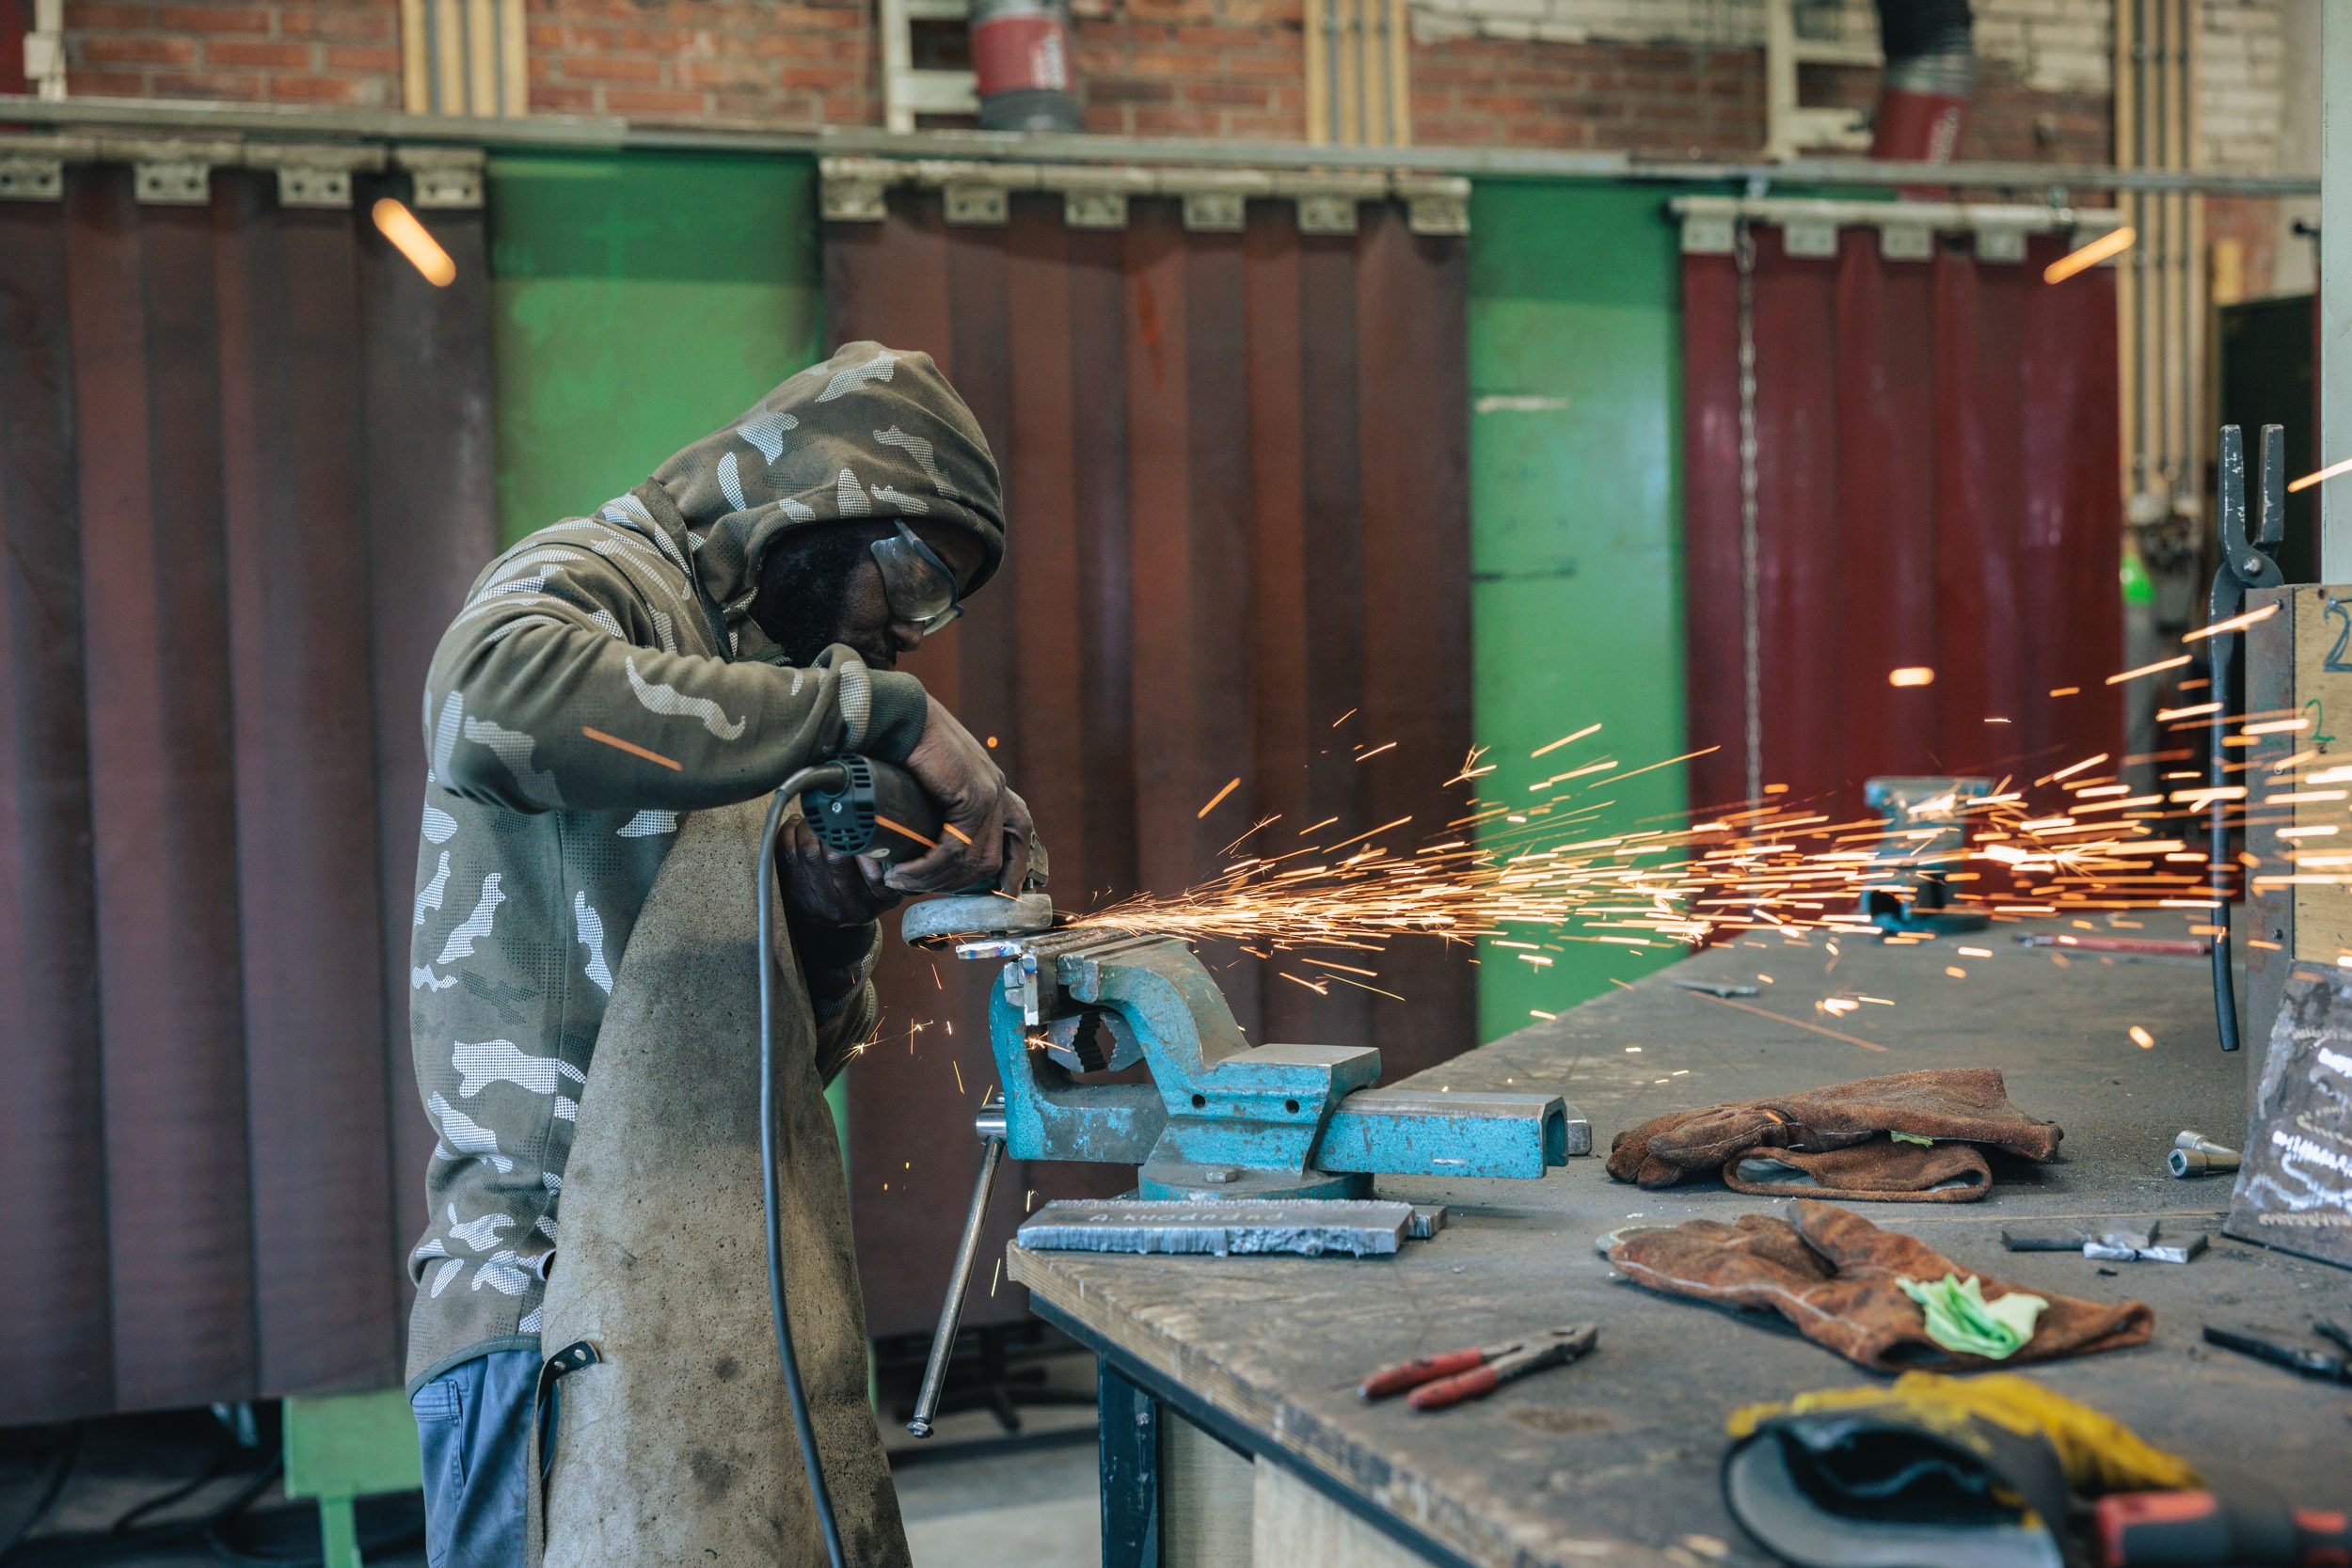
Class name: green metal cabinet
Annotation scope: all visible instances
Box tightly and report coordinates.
[486,150,828,547]
[1467,182,1689,1039]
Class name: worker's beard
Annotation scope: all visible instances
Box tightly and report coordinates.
[752,529,871,669]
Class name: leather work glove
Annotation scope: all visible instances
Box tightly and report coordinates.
[1729,1372,2202,1497]
[1606,1069,2061,1201]
[889,695,1037,895]
[1604,1200,2153,1371]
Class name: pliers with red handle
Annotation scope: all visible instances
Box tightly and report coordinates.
[1357,1324,1598,1411]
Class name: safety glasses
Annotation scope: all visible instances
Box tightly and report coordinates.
[868,520,964,633]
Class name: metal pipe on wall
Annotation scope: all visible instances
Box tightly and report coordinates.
[2325,0,2352,578]
[24,0,62,99]
[2115,0,2205,594]
[0,98,2315,193]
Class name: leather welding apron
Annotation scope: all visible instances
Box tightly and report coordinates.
[537,802,911,1568]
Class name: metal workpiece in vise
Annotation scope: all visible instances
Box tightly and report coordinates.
[2208,424,2286,1054]
[1860,776,1992,936]
[897,899,1589,1437]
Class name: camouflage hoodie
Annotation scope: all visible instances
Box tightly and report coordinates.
[405,342,1003,1387]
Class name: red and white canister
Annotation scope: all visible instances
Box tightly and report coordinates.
[969,0,1083,132]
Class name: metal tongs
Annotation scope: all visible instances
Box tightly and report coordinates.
[2204,424,2284,1053]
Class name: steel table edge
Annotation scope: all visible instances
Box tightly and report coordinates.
[1023,1289,1489,1568]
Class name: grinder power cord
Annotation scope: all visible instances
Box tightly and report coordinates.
[755,755,949,1568]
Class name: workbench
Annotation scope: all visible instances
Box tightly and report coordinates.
[1004,917,2352,1568]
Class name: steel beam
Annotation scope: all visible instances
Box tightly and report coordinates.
[0,94,2320,196]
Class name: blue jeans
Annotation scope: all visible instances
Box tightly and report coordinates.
[411,1349,549,1568]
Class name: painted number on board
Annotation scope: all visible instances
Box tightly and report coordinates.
[2326,599,2352,673]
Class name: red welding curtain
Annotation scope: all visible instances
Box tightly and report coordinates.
[0,166,495,1423]
[1683,229,2123,820]
[825,190,1472,1337]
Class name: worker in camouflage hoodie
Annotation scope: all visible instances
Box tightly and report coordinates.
[403,341,1032,1566]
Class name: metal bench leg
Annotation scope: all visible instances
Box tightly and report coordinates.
[316,1494,362,1568]
[1098,1360,1159,1568]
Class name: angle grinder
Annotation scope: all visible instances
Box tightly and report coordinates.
[797,753,1052,937]
[799,752,947,863]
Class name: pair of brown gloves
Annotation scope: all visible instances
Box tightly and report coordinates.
[1607,1200,2155,1370]
[1607,1068,2061,1201]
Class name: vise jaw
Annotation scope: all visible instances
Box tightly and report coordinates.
[953,927,1585,1202]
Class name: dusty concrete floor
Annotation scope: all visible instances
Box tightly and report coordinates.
[0,1351,1103,1568]
[898,1431,1100,1568]
[883,1338,1102,1568]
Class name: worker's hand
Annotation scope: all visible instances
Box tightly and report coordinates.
[775,816,902,927]
[889,696,1037,895]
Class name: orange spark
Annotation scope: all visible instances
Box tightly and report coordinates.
[373,198,457,287]
[875,815,938,849]
[2287,456,2352,494]
[2185,603,2280,641]
[1532,723,1602,757]
[580,726,679,770]
[2043,225,2134,284]
[2106,656,2191,686]
[1197,777,1242,818]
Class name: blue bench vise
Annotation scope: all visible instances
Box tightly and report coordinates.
[898,897,1586,1434]
[958,925,1584,1199]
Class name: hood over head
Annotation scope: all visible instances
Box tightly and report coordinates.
[633,341,1004,659]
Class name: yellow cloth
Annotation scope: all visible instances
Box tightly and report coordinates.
[1728,1371,2202,1497]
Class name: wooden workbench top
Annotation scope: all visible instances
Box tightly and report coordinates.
[1006,918,2352,1568]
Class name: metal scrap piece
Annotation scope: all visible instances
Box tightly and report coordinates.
[1018,1198,1415,1258]
[2004,1218,2204,1262]
[1674,980,1762,999]
[2085,1224,2156,1261]
[2001,1222,2094,1252]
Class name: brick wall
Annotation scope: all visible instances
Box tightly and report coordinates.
[1411,40,1759,154]
[1408,0,2289,166]
[40,0,2286,175]
[525,0,870,121]
[2201,0,2316,301]
[2199,0,2286,172]
[1409,0,2115,94]
[63,0,400,106]
[408,0,1303,135]
[1071,0,1305,139]
[2,0,28,92]
[1410,36,2107,160]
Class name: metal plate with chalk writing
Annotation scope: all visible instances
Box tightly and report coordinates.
[1019,1198,1414,1258]
[2225,965,2352,1270]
